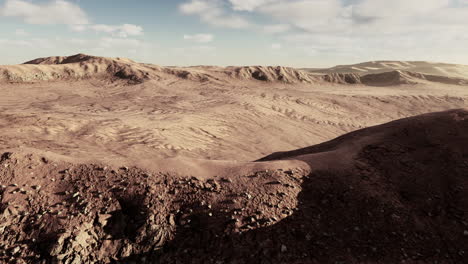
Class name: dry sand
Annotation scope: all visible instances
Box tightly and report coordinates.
[1,54,468,263]
[1,54,468,166]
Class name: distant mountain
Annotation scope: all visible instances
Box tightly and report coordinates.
[1,54,468,86]
[303,61,468,79]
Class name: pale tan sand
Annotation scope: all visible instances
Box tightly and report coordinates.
[1,54,468,168]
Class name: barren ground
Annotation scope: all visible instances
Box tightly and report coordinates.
[1,55,468,263]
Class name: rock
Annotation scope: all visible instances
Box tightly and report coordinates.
[277,192,287,197]
[49,233,69,256]
[267,180,281,185]
[120,243,133,258]
[281,244,287,253]
[168,214,176,226]
[464,230,468,236]
[74,230,91,248]
[70,254,82,264]
[10,246,20,255]
[97,214,113,227]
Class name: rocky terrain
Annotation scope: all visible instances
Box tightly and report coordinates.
[1,109,468,263]
[1,55,468,263]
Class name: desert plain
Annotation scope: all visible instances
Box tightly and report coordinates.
[1,54,468,263]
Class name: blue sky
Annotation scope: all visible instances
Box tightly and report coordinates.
[1,0,468,66]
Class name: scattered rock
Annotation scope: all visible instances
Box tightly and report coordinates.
[281,244,287,253]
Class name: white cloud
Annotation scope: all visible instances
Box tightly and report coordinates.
[178,0,468,64]
[67,38,90,45]
[184,33,214,43]
[70,24,87,32]
[90,24,116,34]
[90,24,144,38]
[0,38,55,49]
[228,0,275,11]
[179,0,213,14]
[69,37,151,56]
[262,24,291,34]
[271,43,281,50]
[175,45,216,52]
[0,0,143,38]
[15,28,28,36]
[98,37,143,49]
[0,0,89,25]
[353,0,450,19]
[258,0,347,33]
[179,0,251,29]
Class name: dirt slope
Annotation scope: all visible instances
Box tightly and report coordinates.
[1,109,467,263]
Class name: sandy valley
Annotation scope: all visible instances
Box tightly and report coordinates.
[1,54,468,263]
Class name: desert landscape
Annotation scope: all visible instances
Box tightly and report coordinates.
[0,53,468,263]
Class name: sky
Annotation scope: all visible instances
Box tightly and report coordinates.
[0,0,468,67]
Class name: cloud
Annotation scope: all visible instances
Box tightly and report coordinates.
[98,37,143,49]
[0,38,55,49]
[0,0,144,38]
[353,0,450,19]
[184,33,214,43]
[228,0,276,11]
[179,0,468,63]
[262,24,291,34]
[258,0,349,33]
[271,43,281,50]
[70,24,87,32]
[175,45,216,52]
[179,0,251,29]
[67,37,152,55]
[90,24,144,38]
[0,0,89,25]
[15,28,28,36]
[179,0,213,14]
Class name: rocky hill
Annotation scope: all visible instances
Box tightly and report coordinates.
[2,54,467,86]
